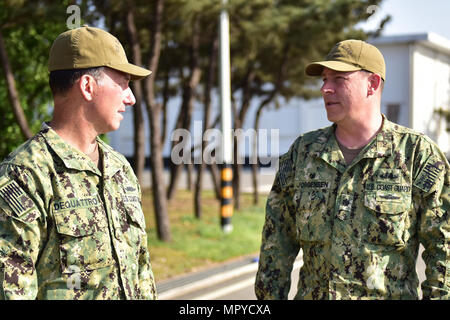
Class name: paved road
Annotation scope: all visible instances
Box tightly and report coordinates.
[157,253,303,300]
[158,246,426,300]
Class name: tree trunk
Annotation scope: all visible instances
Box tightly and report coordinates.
[187,162,193,191]
[194,35,218,219]
[251,155,259,205]
[206,114,222,200]
[144,0,171,242]
[167,17,202,200]
[251,104,265,205]
[160,72,170,145]
[249,45,290,205]
[208,162,222,200]
[232,133,241,210]
[125,2,145,183]
[0,31,33,140]
[231,68,255,210]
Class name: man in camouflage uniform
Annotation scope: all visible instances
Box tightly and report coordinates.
[0,26,157,299]
[255,39,449,299]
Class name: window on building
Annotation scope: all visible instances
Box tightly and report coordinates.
[386,103,401,123]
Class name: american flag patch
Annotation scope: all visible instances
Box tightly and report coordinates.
[0,180,31,217]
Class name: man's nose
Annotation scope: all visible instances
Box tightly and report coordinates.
[320,81,334,95]
[123,87,136,106]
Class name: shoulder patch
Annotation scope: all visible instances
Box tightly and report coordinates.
[414,157,446,193]
[277,156,293,186]
[0,180,35,218]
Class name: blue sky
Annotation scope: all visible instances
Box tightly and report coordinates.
[359,0,450,40]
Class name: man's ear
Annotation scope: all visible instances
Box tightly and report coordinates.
[367,73,382,96]
[78,74,97,101]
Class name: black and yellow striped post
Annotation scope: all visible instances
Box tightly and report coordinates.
[219,0,233,233]
[220,164,233,232]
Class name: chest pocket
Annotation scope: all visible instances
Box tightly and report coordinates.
[295,184,331,244]
[113,193,146,247]
[363,190,411,246]
[53,204,114,273]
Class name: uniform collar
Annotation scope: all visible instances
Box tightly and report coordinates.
[313,126,347,173]
[361,114,393,159]
[40,122,122,178]
[313,114,393,172]
[97,138,124,179]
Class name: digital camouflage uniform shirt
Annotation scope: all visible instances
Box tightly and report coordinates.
[255,116,450,300]
[0,124,157,299]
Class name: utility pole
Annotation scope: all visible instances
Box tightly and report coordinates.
[219,0,233,233]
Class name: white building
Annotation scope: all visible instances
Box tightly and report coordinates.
[108,32,450,163]
[372,32,450,155]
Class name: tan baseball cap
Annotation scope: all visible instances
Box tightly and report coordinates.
[48,25,151,80]
[305,39,386,81]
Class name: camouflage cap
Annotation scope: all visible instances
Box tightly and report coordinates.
[305,39,386,81]
[48,25,151,80]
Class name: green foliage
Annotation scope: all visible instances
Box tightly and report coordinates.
[85,0,388,127]
[0,1,71,159]
[0,1,389,161]
[228,0,389,104]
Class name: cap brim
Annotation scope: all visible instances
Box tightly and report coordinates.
[107,62,152,80]
[305,61,361,77]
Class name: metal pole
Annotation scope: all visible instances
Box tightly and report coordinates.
[219,0,233,233]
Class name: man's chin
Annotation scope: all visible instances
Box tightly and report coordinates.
[110,123,121,132]
[325,109,345,124]
[112,117,123,130]
[99,123,121,135]
[326,112,338,123]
